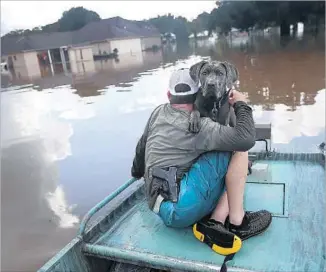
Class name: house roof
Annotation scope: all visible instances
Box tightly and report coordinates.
[1,17,160,55]
[73,17,160,44]
[1,32,75,55]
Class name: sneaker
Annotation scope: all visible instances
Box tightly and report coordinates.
[193,219,242,256]
[225,210,272,240]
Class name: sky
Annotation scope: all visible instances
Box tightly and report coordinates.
[0,1,216,35]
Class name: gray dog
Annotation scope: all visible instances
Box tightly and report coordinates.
[188,60,253,174]
[188,60,239,132]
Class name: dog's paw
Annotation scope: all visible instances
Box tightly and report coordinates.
[189,110,201,133]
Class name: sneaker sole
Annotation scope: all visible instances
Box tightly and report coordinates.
[193,224,242,256]
[237,217,272,241]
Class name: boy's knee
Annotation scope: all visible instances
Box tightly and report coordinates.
[159,201,201,228]
[163,216,193,228]
[160,210,195,228]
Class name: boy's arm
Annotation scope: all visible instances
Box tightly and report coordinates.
[195,101,256,152]
[131,119,150,179]
[131,105,162,178]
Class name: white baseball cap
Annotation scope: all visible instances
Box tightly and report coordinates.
[168,68,199,96]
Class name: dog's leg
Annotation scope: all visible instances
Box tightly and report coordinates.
[189,109,201,133]
[189,94,209,133]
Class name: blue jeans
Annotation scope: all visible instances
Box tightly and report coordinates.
[159,151,231,228]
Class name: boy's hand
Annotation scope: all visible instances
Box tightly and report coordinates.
[228,90,247,106]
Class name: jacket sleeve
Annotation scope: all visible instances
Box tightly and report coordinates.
[131,118,151,179]
[195,101,256,152]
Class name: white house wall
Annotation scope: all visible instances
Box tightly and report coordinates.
[91,41,111,55]
[23,51,41,78]
[141,37,161,51]
[4,51,41,79]
[110,38,142,55]
[8,53,26,68]
[68,49,77,73]
[68,47,95,75]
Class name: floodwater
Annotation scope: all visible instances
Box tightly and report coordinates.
[1,33,325,271]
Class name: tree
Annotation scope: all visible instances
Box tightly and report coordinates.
[2,7,101,37]
[197,12,211,31]
[3,1,324,39]
[227,1,259,31]
[207,1,325,37]
[41,22,59,33]
[208,4,233,35]
[188,12,211,37]
[32,26,42,32]
[148,14,190,41]
[58,7,101,32]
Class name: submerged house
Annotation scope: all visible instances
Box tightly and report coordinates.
[76,17,161,56]
[1,17,161,77]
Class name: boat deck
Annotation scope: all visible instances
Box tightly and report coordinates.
[83,158,325,272]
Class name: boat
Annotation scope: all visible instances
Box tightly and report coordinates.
[1,61,8,74]
[38,124,325,272]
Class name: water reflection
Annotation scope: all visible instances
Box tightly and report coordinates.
[0,98,78,271]
[1,34,325,271]
[191,34,325,110]
[70,51,164,97]
[252,88,325,152]
[0,85,94,271]
[46,185,79,229]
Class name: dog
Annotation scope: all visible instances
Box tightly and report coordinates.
[188,60,253,175]
[188,60,239,132]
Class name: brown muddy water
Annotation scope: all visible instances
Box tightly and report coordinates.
[1,33,325,271]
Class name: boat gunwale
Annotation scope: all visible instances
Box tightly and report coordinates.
[83,244,253,272]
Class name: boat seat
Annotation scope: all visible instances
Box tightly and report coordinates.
[255,123,272,152]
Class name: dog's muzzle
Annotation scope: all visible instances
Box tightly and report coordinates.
[202,85,224,99]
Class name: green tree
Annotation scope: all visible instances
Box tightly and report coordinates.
[58,7,101,32]
[41,22,59,33]
[188,12,211,38]
[148,14,190,41]
[208,4,233,35]
[197,12,211,31]
[208,1,325,37]
[227,1,259,31]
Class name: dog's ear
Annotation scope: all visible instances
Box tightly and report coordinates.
[189,61,207,84]
[221,62,239,89]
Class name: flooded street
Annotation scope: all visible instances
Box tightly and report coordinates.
[1,34,325,271]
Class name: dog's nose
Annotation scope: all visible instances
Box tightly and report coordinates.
[207,83,215,88]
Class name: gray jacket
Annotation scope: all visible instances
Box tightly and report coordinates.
[131,101,256,210]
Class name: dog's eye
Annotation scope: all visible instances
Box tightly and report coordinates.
[216,71,223,76]
[202,71,208,76]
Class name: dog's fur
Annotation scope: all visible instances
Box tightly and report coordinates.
[188,60,239,132]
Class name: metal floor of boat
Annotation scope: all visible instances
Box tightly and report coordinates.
[85,160,325,272]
